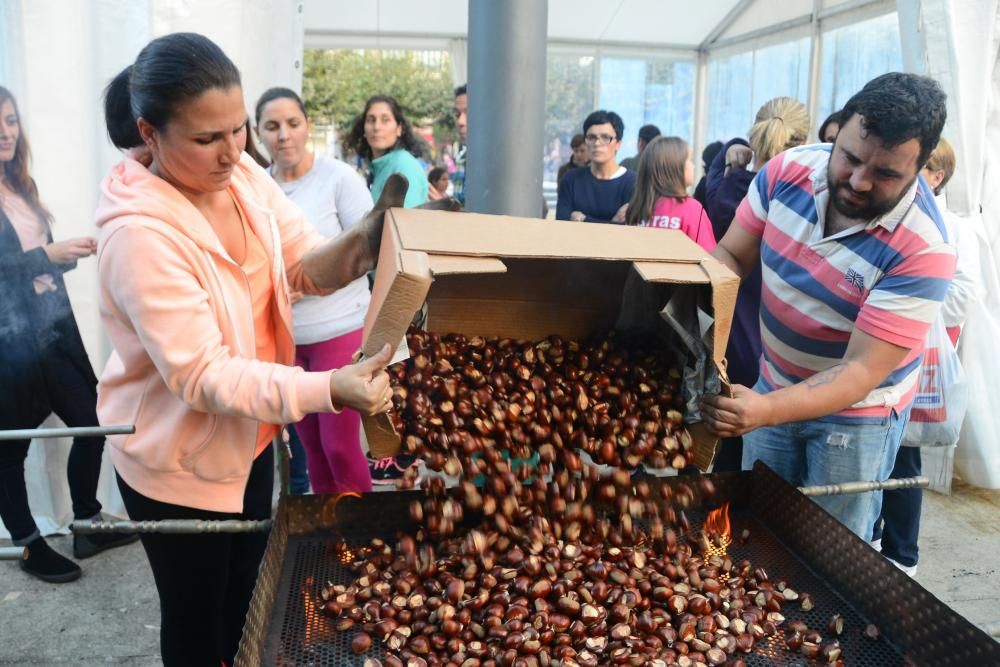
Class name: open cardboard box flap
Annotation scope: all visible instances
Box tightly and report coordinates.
[361,208,739,471]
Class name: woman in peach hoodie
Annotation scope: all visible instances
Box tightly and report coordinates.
[97,34,400,667]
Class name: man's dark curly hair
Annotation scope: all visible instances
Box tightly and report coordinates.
[839,72,946,168]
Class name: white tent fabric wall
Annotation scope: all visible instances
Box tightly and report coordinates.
[953,11,1000,489]
[899,0,1000,490]
[0,0,303,539]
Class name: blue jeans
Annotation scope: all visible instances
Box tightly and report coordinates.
[285,425,311,495]
[742,409,909,540]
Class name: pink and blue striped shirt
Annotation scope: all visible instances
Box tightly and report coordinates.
[734,144,956,421]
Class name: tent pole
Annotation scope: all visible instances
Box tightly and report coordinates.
[806,0,824,137]
[692,50,711,180]
[466,0,548,217]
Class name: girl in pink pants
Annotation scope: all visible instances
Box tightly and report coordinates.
[256,88,378,494]
[294,329,372,493]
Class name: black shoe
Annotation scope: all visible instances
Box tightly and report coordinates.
[73,530,140,560]
[20,537,82,583]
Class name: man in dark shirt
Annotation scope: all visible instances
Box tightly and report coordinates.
[693,140,723,207]
[556,110,637,223]
[619,123,661,171]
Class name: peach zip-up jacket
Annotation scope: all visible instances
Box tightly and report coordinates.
[96,153,336,513]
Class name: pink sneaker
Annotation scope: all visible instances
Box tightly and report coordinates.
[368,455,419,485]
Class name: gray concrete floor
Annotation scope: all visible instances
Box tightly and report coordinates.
[0,481,997,666]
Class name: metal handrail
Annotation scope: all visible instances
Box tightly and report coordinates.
[71,518,272,535]
[0,425,135,441]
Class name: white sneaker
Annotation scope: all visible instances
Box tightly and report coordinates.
[885,556,918,577]
[870,538,882,551]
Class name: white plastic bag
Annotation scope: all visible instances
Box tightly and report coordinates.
[902,317,968,448]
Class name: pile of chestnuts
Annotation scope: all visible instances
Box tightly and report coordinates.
[317,330,849,666]
[388,330,693,479]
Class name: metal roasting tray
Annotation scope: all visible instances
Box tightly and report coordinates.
[235,462,1000,667]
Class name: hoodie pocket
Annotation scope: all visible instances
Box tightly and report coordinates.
[117,378,221,473]
[183,417,256,482]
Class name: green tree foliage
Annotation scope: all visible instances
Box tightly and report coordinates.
[541,54,600,179]
[545,54,597,151]
[303,49,456,142]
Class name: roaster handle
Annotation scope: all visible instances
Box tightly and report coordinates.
[798,476,929,497]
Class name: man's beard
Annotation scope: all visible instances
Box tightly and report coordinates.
[827,169,916,221]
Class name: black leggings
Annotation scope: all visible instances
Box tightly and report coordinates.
[0,349,103,544]
[117,446,274,667]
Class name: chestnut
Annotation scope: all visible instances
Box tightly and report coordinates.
[351,631,372,654]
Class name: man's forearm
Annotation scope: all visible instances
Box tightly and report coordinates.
[711,243,748,280]
[761,362,881,425]
[301,227,374,291]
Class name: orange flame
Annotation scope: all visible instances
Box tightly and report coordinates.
[704,502,732,555]
[302,575,331,646]
[705,502,731,537]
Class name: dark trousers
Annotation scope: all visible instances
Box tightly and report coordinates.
[0,350,103,545]
[117,445,273,667]
[713,435,744,473]
[872,445,922,567]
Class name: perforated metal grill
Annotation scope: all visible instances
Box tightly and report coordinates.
[273,538,386,667]
[261,513,905,666]
[236,465,1000,666]
[719,510,903,666]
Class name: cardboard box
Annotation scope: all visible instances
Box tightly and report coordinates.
[361,209,739,470]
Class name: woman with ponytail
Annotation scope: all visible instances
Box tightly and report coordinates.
[707,97,810,239]
[703,96,810,471]
[0,86,138,584]
[96,33,406,666]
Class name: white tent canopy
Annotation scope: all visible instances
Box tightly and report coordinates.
[303,0,884,51]
[0,0,998,541]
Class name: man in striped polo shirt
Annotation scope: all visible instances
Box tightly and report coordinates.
[701,73,955,540]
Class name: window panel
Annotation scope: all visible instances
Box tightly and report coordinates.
[751,38,811,115]
[544,52,597,182]
[818,13,902,122]
[706,37,810,146]
[543,53,694,183]
[599,57,694,158]
[706,52,753,144]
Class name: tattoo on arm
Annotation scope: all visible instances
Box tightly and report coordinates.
[804,364,848,389]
